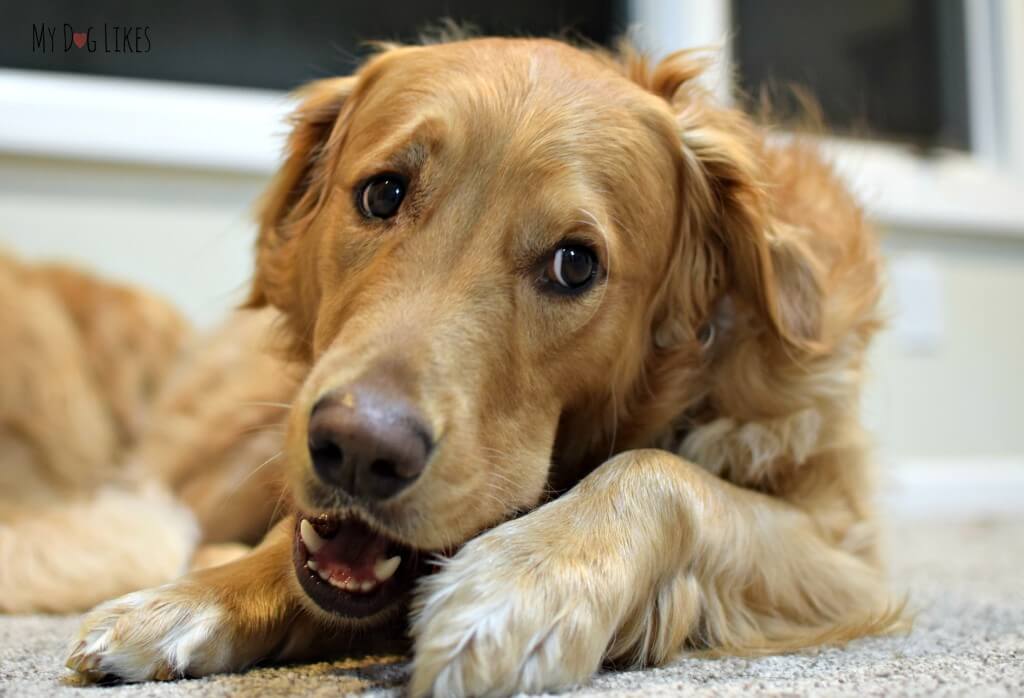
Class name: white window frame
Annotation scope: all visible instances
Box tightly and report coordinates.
[630,0,1024,238]
[0,70,289,174]
[1,0,1022,236]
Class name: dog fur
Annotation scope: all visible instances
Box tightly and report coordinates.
[0,252,196,612]
[53,37,903,695]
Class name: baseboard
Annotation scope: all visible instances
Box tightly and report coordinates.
[881,458,1024,520]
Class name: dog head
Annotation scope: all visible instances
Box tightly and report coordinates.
[248,38,821,622]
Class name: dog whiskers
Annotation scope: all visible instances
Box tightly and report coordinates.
[266,487,290,535]
[234,423,288,437]
[232,451,284,490]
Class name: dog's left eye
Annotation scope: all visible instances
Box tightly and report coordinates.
[545,244,598,293]
[358,174,407,219]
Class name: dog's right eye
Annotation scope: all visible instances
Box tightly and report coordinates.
[357,174,407,220]
[542,244,599,295]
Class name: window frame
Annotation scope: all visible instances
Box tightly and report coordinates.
[630,0,1024,237]
[1,0,1022,235]
[0,69,288,174]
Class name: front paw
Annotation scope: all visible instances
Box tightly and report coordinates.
[409,518,613,697]
[66,585,237,682]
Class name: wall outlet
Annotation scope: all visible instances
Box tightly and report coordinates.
[889,254,944,354]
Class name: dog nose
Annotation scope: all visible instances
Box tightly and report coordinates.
[307,386,432,501]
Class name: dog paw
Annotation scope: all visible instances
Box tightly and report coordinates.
[66,586,235,682]
[408,516,613,697]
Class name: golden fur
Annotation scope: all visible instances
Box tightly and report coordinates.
[45,37,905,694]
[0,252,196,612]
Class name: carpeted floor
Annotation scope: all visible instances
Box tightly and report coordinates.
[1,518,1021,697]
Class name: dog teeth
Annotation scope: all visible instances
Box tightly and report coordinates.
[373,555,401,582]
[318,573,381,594]
[300,519,326,553]
[327,578,364,593]
[301,520,399,593]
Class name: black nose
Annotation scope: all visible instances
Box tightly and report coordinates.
[307,386,432,501]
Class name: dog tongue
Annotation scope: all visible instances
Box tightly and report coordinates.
[310,520,389,584]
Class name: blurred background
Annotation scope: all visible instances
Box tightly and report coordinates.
[1,1,1022,515]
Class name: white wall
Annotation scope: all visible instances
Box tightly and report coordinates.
[866,231,1024,463]
[1,154,1023,468]
[0,154,265,327]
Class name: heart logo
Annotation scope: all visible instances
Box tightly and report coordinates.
[72,32,86,48]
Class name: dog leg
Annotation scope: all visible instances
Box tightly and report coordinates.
[189,542,252,571]
[67,516,314,682]
[410,448,903,696]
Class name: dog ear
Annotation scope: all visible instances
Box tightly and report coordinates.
[681,126,825,353]
[631,49,824,353]
[246,76,357,311]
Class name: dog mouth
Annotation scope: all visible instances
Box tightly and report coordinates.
[293,513,430,618]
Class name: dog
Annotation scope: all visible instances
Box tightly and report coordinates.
[0,251,196,612]
[63,36,904,695]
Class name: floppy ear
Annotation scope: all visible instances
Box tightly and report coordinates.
[246,76,357,312]
[633,49,824,353]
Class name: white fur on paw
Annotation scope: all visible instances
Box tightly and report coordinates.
[66,586,231,682]
[409,520,611,697]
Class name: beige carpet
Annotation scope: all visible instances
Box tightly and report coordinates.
[1,518,1022,697]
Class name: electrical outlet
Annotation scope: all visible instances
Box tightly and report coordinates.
[889,253,944,354]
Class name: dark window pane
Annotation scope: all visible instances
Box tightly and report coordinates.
[1,1,623,90]
[732,0,970,151]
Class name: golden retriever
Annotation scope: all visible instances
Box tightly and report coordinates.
[61,36,904,695]
[0,251,195,612]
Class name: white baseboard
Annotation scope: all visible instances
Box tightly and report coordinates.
[881,459,1024,520]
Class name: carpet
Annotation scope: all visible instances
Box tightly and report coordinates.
[1,518,1021,697]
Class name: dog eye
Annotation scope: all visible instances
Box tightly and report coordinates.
[358,174,406,219]
[545,244,598,293]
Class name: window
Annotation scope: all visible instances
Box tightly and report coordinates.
[2,0,1022,234]
[630,0,1024,236]
[1,0,622,90]
[731,0,970,152]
